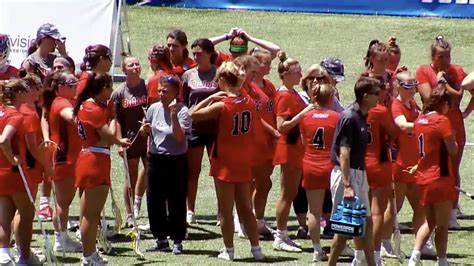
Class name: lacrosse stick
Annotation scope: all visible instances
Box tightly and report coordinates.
[41,140,68,259]
[109,186,123,234]
[123,149,144,259]
[98,209,112,254]
[457,187,474,200]
[18,164,59,265]
[390,187,404,263]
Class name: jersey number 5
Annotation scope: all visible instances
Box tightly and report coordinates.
[417,133,425,158]
[232,110,251,136]
[312,127,325,149]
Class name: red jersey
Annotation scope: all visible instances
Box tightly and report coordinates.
[215,52,233,67]
[273,89,306,169]
[300,108,339,176]
[76,71,91,97]
[0,105,28,195]
[0,66,19,80]
[172,57,196,77]
[414,112,454,185]
[49,97,81,165]
[19,104,43,184]
[366,104,397,163]
[256,79,277,128]
[416,64,465,131]
[77,101,110,148]
[274,89,306,145]
[210,94,256,183]
[392,98,419,167]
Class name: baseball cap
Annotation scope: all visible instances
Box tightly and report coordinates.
[36,23,66,43]
[320,57,345,82]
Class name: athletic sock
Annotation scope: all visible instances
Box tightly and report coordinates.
[354,250,365,261]
[276,229,287,239]
[40,197,49,208]
[437,257,448,265]
[0,248,10,255]
[374,250,381,262]
[313,243,322,252]
[134,195,142,205]
[410,249,421,260]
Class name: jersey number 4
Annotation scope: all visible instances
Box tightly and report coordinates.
[232,110,251,135]
[312,127,325,149]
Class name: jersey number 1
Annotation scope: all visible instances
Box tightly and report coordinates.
[232,111,251,135]
[417,133,425,158]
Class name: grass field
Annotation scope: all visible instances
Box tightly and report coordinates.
[32,6,474,265]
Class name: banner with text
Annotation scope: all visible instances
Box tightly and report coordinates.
[0,0,116,69]
[133,0,474,18]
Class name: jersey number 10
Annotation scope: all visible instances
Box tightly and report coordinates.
[232,110,251,136]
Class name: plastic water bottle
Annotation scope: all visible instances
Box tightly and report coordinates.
[342,204,352,223]
[332,202,344,221]
[360,204,367,223]
[352,205,361,225]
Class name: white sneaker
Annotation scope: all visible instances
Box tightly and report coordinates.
[0,253,13,265]
[217,248,234,261]
[351,258,368,266]
[381,242,398,258]
[408,255,422,266]
[312,250,328,262]
[436,258,450,266]
[186,211,196,225]
[54,234,82,253]
[257,220,273,236]
[251,246,265,261]
[137,223,151,234]
[81,252,108,265]
[421,242,437,257]
[375,257,386,266]
[133,201,141,219]
[15,252,46,265]
[341,245,355,257]
[272,236,302,252]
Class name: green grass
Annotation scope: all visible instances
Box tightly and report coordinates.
[31,6,474,265]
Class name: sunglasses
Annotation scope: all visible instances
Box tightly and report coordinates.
[398,79,418,89]
[307,76,326,82]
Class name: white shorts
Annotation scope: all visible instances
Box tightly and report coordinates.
[330,166,371,216]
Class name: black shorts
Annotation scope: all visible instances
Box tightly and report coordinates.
[126,134,148,159]
[187,134,214,148]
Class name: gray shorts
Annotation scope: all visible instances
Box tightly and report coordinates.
[330,166,371,216]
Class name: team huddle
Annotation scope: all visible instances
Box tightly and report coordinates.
[0,23,473,266]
